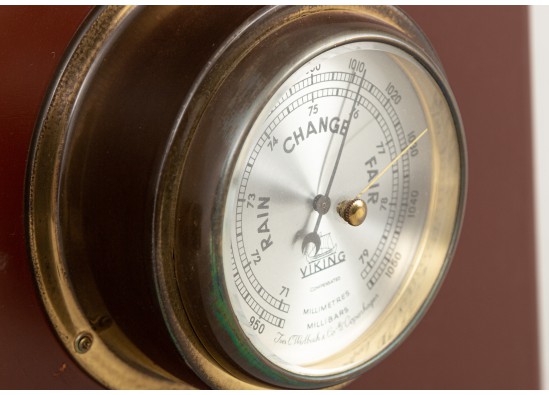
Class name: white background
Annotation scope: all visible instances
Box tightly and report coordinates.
[530,5,549,389]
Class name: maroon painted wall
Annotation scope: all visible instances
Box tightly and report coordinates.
[0,6,100,389]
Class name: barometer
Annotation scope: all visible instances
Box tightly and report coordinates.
[26,5,466,389]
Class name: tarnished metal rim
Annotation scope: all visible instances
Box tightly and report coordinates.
[25,6,193,389]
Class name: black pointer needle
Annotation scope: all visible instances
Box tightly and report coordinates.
[302,69,366,255]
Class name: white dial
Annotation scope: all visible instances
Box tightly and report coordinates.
[222,42,439,376]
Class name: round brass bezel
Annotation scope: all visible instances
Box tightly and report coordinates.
[155,5,466,389]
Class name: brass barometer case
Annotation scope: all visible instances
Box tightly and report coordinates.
[26,5,466,390]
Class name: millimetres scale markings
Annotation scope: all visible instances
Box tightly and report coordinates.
[231,245,287,328]
[270,71,375,115]
[361,121,412,286]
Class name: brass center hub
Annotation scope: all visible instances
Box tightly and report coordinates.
[337,199,367,226]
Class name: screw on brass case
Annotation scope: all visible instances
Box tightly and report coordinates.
[75,332,93,354]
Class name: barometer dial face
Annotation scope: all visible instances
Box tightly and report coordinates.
[220,41,457,378]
